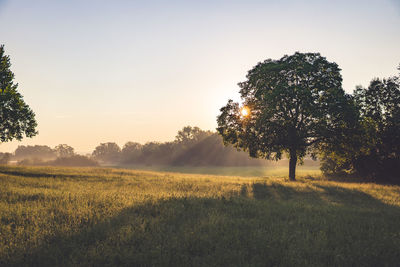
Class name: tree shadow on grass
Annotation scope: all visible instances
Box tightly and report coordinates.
[0,167,129,182]
[318,173,400,186]
[0,168,92,180]
[5,183,400,267]
[250,182,392,207]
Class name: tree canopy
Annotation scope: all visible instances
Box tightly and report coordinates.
[320,66,400,180]
[0,45,37,142]
[92,142,121,163]
[54,144,75,158]
[217,52,354,180]
[14,145,56,160]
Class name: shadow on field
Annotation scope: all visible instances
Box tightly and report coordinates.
[0,168,91,180]
[0,167,132,181]
[319,173,400,185]
[6,182,400,267]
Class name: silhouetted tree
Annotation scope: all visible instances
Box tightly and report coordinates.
[54,144,75,158]
[320,66,400,180]
[138,142,170,165]
[217,52,352,180]
[14,145,56,160]
[121,142,142,163]
[92,142,121,163]
[0,45,37,142]
[102,127,279,167]
[175,126,211,146]
[354,72,400,170]
[172,133,265,166]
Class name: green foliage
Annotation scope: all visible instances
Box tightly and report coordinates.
[354,75,400,175]
[0,45,37,142]
[217,52,352,180]
[1,166,400,266]
[320,66,400,181]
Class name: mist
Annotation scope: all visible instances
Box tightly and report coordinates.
[0,126,320,175]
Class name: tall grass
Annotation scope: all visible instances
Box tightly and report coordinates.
[0,165,399,266]
[116,164,321,177]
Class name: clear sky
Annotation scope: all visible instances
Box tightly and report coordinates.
[0,0,399,153]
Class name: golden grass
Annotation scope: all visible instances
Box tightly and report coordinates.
[0,165,399,266]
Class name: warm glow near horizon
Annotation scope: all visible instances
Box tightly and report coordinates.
[0,0,399,153]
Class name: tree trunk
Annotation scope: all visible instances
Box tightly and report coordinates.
[289,149,297,181]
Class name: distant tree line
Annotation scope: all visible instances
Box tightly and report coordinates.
[92,126,267,166]
[13,144,75,160]
[6,144,98,167]
[1,126,267,167]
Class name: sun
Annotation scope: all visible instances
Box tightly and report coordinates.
[240,106,250,117]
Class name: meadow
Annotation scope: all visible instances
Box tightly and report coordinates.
[1,165,400,266]
[114,163,321,177]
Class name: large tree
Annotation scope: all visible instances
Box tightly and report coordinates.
[217,52,353,180]
[0,45,37,142]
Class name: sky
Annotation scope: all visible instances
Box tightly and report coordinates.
[0,0,399,153]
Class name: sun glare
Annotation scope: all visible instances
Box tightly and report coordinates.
[241,106,250,117]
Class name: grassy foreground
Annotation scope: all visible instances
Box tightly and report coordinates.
[0,165,400,266]
[115,164,321,177]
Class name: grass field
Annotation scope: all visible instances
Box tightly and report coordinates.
[1,165,400,266]
[114,164,322,177]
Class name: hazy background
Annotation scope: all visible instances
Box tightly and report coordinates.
[0,0,399,153]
